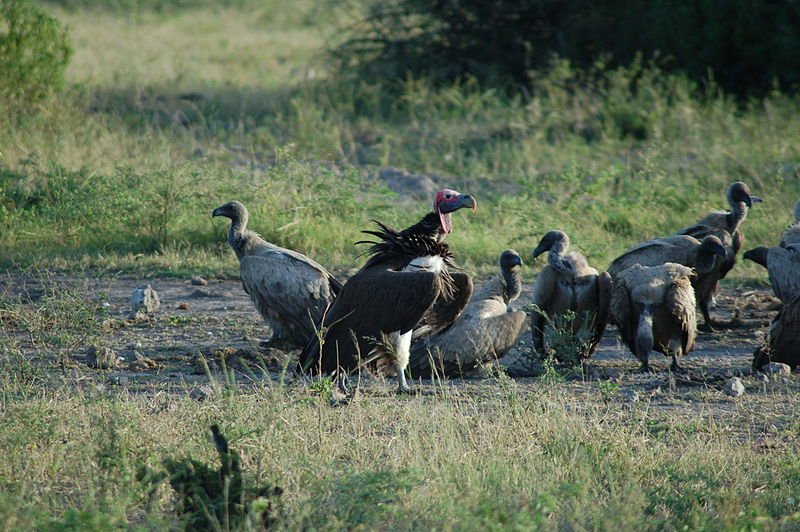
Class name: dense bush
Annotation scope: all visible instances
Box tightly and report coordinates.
[336,0,800,96]
[0,0,71,110]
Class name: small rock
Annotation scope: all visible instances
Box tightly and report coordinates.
[126,310,149,322]
[754,373,769,384]
[189,385,215,401]
[723,377,745,397]
[603,369,625,383]
[762,362,791,376]
[130,285,160,314]
[86,346,120,369]
[378,167,442,200]
[109,375,130,386]
[178,302,191,310]
[215,273,227,280]
[191,277,208,286]
[128,342,143,351]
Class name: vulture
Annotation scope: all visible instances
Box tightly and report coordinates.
[753,290,800,371]
[676,181,762,329]
[778,199,800,248]
[607,234,728,280]
[212,201,342,349]
[408,249,527,377]
[610,263,696,372]
[530,230,612,362]
[743,245,800,305]
[298,189,476,393]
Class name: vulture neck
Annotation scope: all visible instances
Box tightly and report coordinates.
[726,201,748,233]
[694,248,720,274]
[502,267,522,303]
[403,211,447,241]
[227,212,250,260]
[547,239,572,274]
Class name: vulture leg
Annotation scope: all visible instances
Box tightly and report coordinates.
[395,331,414,394]
[531,313,546,355]
[670,349,685,373]
[635,308,656,372]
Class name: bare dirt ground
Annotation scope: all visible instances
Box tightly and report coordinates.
[0,272,787,392]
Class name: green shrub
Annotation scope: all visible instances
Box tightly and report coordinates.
[0,0,72,110]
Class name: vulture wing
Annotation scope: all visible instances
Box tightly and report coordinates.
[607,235,698,278]
[240,250,337,344]
[767,247,800,304]
[753,291,800,370]
[411,272,473,341]
[610,274,638,357]
[586,271,612,355]
[299,268,441,374]
[531,266,558,352]
[664,275,697,355]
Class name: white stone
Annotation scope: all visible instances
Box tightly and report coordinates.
[723,377,745,397]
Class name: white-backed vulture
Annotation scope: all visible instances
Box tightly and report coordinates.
[779,199,800,248]
[408,249,527,377]
[610,263,696,372]
[743,245,800,304]
[298,189,476,393]
[531,230,612,362]
[753,290,800,370]
[607,234,727,280]
[676,181,762,329]
[212,201,342,349]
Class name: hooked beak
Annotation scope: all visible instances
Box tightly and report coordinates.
[531,245,546,260]
[212,207,223,217]
[439,194,477,214]
[747,195,763,207]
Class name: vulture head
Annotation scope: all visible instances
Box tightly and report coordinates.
[500,249,523,270]
[434,189,476,235]
[727,182,763,208]
[694,234,728,273]
[743,246,769,268]
[212,201,248,222]
[532,230,569,260]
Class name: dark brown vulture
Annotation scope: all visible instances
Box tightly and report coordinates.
[743,245,800,305]
[298,189,476,393]
[676,181,762,330]
[213,201,342,349]
[531,230,612,362]
[408,249,527,377]
[779,199,800,248]
[610,263,696,372]
[753,290,800,370]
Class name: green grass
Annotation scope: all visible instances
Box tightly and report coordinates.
[0,1,798,280]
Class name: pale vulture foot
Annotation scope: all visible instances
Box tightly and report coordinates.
[395,370,414,395]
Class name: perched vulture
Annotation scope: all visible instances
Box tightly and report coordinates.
[408,249,527,377]
[611,263,696,372]
[298,189,476,393]
[778,199,800,248]
[743,245,800,304]
[212,201,342,349]
[530,230,612,362]
[753,290,800,370]
[676,181,762,329]
[607,234,727,280]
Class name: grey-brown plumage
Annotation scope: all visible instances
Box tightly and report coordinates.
[753,290,800,370]
[743,245,800,304]
[607,234,727,280]
[610,263,696,372]
[213,201,342,349]
[298,189,476,393]
[676,181,762,329]
[408,249,527,376]
[531,231,612,361]
[779,199,800,248]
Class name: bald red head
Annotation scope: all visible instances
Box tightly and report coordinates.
[433,189,476,234]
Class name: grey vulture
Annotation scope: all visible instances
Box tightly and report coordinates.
[530,230,612,362]
[676,181,762,330]
[298,189,476,393]
[753,290,800,371]
[778,199,800,248]
[408,249,527,377]
[611,263,696,372]
[743,244,800,305]
[607,234,727,280]
[212,201,342,349]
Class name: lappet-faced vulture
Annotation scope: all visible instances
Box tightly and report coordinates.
[530,231,612,362]
[298,189,476,393]
[611,263,696,372]
[408,249,527,377]
[212,201,342,349]
[676,181,762,329]
[743,244,800,305]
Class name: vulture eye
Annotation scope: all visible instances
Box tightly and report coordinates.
[445,194,452,199]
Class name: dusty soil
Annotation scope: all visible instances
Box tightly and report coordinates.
[0,272,786,393]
